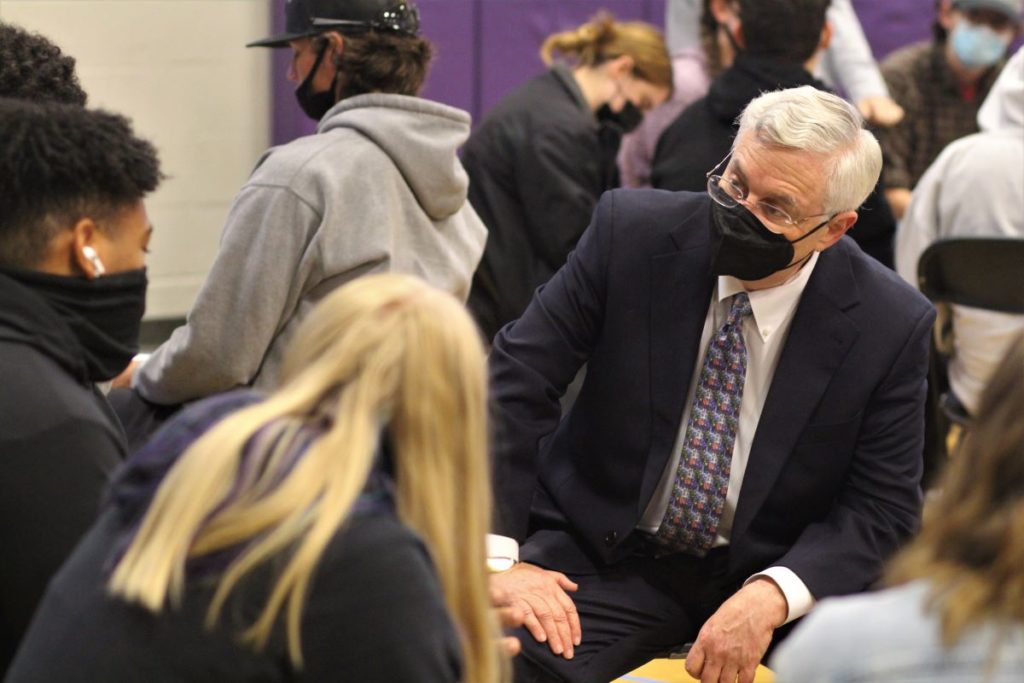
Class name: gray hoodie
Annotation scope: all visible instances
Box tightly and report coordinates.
[135,94,487,405]
[895,48,1024,414]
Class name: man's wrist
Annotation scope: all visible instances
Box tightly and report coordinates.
[744,577,789,628]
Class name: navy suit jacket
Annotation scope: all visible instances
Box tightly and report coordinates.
[490,189,935,601]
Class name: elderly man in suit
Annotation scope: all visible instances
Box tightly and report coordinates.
[488,86,934,683]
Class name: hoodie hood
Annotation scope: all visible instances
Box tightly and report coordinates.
[317,93,472,220]
[707,54,827,125]
[0,271,87,382]
[978,48,1024,132]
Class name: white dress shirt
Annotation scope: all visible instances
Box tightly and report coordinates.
[489,254,822,622]
[637,254,820,623]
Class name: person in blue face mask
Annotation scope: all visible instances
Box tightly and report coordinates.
[878,0,1021,220]
[0,98,162,675]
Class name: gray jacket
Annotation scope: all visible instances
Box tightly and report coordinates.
[135,94,486,404]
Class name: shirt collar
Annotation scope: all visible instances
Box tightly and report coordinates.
[717,251,819,342]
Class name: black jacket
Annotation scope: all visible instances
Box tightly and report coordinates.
[463,65,619,342]
[651,55,897,267]
[0,272,125,674]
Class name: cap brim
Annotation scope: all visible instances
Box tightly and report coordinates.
[246,30,317,48]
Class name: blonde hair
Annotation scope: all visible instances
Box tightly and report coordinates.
[108,274,505,683]
[886,335,1024,649]
[540,12,672,90]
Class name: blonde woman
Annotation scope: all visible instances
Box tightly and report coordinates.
[463,12,671,341]
[772,335,1024,681]
[8,274,506,683]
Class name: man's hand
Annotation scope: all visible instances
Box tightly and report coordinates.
[491,584,526,657]
[488,562,581,659]
[884,187,913,221]
[111,355,146,389]
[685,578,788,683]
[857,95,905,127]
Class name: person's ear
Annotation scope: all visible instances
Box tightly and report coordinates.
[937,0,957,31]
[324,31,345,61]
[70,217,105,279]
[607,54,635,80]
[709,0,735,24]
[818,20,833,53]
[817,211,858,250]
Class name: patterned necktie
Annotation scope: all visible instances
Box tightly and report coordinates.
[655,292,753,556]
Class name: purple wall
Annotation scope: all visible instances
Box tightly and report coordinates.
[269,0,937,146]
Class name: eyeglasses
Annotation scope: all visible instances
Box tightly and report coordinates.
[705,155,833,230]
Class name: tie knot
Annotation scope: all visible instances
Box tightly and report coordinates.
[727,292,752,326]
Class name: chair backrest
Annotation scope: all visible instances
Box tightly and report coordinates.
[917,237,1024,314]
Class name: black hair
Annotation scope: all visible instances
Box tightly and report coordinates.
[0,22,88,105]
[738,0,831,65]
[0,98,162,268]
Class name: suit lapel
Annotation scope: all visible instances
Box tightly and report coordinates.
[640,210,716,511]
[732,243,861,537]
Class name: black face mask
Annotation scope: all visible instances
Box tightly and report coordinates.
[295,40,338,121]
[5,268,148,381]
[597,100,645,134]
[709,201,830,280]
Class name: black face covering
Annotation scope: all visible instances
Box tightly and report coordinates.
[709,201,830,280]
[597,101,645,134]
[4,268,148,381]
[295,40,338,121]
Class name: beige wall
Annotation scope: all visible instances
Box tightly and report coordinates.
[0,0,272,318]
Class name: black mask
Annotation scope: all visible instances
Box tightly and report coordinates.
[295,40,338,121]
[597,101,645,134]
[709,201,830,280]
[4,268,148,381]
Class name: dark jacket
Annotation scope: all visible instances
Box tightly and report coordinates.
[7,391,463,683]
[651,55,897,267]
[463,65,619,342]
[0,272,125,674]
[490,189,932,599]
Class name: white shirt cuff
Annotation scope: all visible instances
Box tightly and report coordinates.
[746,567,815,624]
[486,534,519,572]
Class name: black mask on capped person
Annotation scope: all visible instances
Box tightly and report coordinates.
[295,39,338,121]
[709,201,832,281]
[597,100,645,135]
[2,267,148,381]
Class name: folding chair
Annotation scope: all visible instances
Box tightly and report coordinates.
[916,237,1024,483]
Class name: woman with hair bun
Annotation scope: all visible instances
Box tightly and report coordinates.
[8,274,507,683]
[463,13,671,342]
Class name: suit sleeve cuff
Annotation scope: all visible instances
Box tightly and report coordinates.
[486,534,520,572]
[746,567,815,624]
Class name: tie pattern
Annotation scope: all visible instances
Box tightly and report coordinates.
[655,292,752,556]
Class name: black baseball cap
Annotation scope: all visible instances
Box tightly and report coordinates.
[247,0,420,48]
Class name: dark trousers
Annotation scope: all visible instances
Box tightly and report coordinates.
[512,547,739,683]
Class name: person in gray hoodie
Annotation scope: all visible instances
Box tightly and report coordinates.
[124,0,487,406]
[895,46,1024,416]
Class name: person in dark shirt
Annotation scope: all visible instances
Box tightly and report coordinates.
[463,13,671,342]
[879,0,1021,220]
[651,0,897,267]
[8,274,508,683]
[0,99,161,673]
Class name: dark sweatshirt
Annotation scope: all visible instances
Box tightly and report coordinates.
[0,271,126,674]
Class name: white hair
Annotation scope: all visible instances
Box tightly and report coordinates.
[734,86,883,214]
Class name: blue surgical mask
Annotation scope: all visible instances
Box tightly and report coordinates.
[950,21,1010,69]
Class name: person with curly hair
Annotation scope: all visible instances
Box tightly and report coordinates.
[0,98,161,673]
[0,21,87,104]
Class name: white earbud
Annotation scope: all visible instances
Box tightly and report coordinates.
[82,245,106,277]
